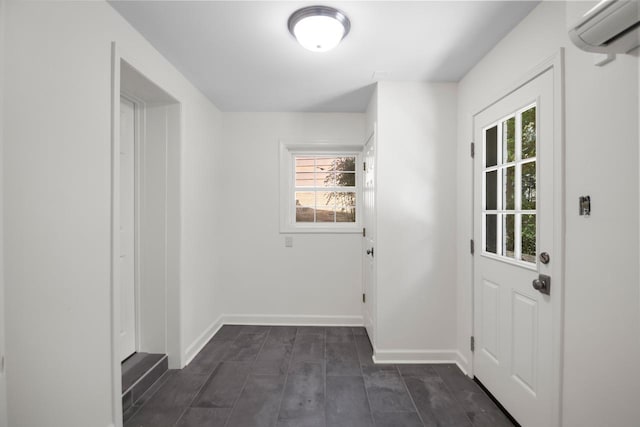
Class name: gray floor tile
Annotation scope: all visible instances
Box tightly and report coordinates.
[183,340,232,375]
[372,411,423,427]
[404,375,472,427]
[277,415,325,427]
[398,364,439,378]
[241,325,272,334]
[326,327,355,343]
[143,371,208,409]
[176,407,231,427]
[226,375,286,427]
[288,360,325,376]
[223,332,268,361]
[296,326,326,336]
[133,370,176,407]
[354,336,374,366]
[130,356,169,403]
[268,326,298,341]
[362,366,415,413]
[212,325,245,341]
[278,370,324,421]
[124,405,185,427]
[291,333,325,362]
[432,365,514,427]
[326,342,361,376]
[352,327,367,336]
[326,376,373,427]
[191,362,251,408]
[122,353,165,392]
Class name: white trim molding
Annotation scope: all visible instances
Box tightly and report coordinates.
[221,314,363,327]
[279,140,364,234]
[183,315,225,367]
[373,348,462,364]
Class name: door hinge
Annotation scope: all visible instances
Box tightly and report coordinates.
[362,293,366,303]
[470,142,475,158]
[470,239,475,255]
[362,227,366,237]
[470,336,475,352]
[363,161,367,171]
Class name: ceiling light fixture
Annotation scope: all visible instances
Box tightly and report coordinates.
[288,6,351,52]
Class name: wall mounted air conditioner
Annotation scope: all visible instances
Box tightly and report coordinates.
[569,0,640,53]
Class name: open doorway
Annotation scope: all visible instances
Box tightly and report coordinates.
[111,53,182,424]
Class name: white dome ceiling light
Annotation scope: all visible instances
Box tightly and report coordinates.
[288,6,351,52]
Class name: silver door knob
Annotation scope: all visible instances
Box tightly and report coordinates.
[532,274,551,295]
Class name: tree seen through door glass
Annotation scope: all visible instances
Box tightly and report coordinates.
[503,214,515,259]
[483,104,537,264]
[522,214,536,263]
[503,117,515,163]
[485,126,498,167]
[522,107,536,159]
[522,161,536,210]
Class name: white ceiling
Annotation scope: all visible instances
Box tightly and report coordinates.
[110,1,539,112]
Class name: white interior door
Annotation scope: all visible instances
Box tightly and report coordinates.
[362,131,376,342]
[473,70,555,426]
[119,97,137,361]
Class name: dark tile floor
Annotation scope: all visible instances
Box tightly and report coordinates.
[124,325,515,427]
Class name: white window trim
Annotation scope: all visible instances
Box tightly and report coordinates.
[280,141,363,234]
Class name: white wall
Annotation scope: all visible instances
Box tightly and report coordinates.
[4,1,222,426]
[217,113,365,325]
[374,82,459,361]
[0,0,7,425]
[456,2,640,426]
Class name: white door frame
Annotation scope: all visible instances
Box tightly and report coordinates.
[119,92,142,359]
[362,127,377,348]
[469,49,565,427]
[109,42,183,427]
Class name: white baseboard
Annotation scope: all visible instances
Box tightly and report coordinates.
[182,313,363,367]
[455,351,470,376]
[221,314,364,326]
[183,315,224,366]
[372,348,463,365]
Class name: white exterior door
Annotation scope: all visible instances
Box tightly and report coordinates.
[473,69,555,426]
[119,97,137,361]
[362,132,376,342]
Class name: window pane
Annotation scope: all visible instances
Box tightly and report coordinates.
[485,126,498,167]
[337,157,356,172]
[336,191,356,222]
[315,157,336,172]
[335,171,356,187]
[486,214,497,254]
[317,172,335,187]
[503,117,515,163]
[295,192,315,222]
[522,161,536,210]
[503,166,515,210]
[521,214,536,263]
[503,214,515,258]
[295,157,315,173]
[521,106,536,159]
[315,207,335,222]
[337,207,356,223]
[316,191,335,209]
[485,170,497,210]
[295,172,315,187]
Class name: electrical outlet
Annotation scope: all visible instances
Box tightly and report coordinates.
[285,236,293,248]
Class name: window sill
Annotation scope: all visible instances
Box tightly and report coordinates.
[280,226,362,235]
